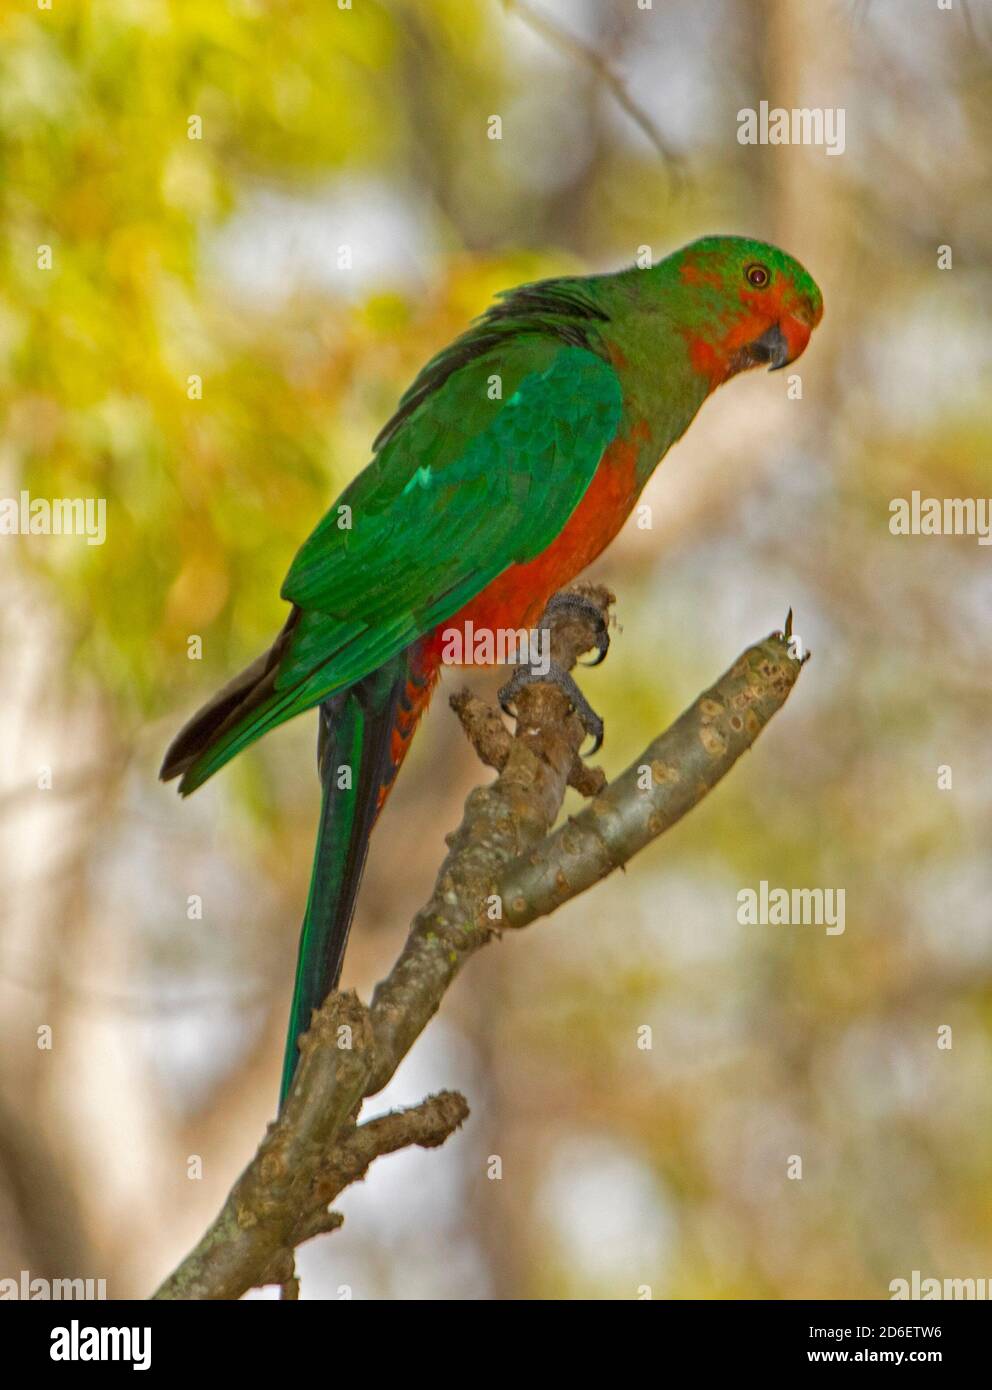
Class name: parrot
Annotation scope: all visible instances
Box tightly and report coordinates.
[160,234,823,1106]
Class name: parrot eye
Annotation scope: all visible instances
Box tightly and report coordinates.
[745,263,770,288]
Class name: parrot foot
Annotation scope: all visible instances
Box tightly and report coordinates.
[498,660,604,755]
[541,590,610,666]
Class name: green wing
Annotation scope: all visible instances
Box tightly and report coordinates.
[276,341,622,694]
[175,339,622,790]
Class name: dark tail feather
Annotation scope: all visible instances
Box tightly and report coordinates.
[278,659,410,1108]
[160,610,301,790]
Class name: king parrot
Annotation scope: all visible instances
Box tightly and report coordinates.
[161,234,823,1105]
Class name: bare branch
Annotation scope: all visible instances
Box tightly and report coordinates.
[502,0,685,182]
[153,983,468,1300]
[499,629,808,927]
[152,589,806,1298]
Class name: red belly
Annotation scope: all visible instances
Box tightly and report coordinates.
[440,427,642,641]
[383,426,644,802]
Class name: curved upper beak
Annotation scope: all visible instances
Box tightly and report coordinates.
[752,313,814,371]
[751,322,791,371]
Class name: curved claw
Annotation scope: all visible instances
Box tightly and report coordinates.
[578,628,610,667]
[542,591,611,669]
[581,718,604,757]
[497,667,525,717]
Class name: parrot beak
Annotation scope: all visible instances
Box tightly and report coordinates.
[752,313,814,371]
[750,322,791,371]
[724,307,817,381]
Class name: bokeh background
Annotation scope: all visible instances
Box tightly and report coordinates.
[1,0,990,1300]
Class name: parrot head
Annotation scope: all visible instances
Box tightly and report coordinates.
[657,234,823,388]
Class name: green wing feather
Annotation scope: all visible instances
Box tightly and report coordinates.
[279,343,623,672]
[176,340,621,792]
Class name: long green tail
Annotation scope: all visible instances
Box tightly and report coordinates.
[161,629,425,1110]
[278,660,408,1108]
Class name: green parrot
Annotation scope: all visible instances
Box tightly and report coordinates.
[161,234,823,1104]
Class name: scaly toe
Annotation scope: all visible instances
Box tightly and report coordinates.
[542,591,610,667]
[499,659,605,754]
